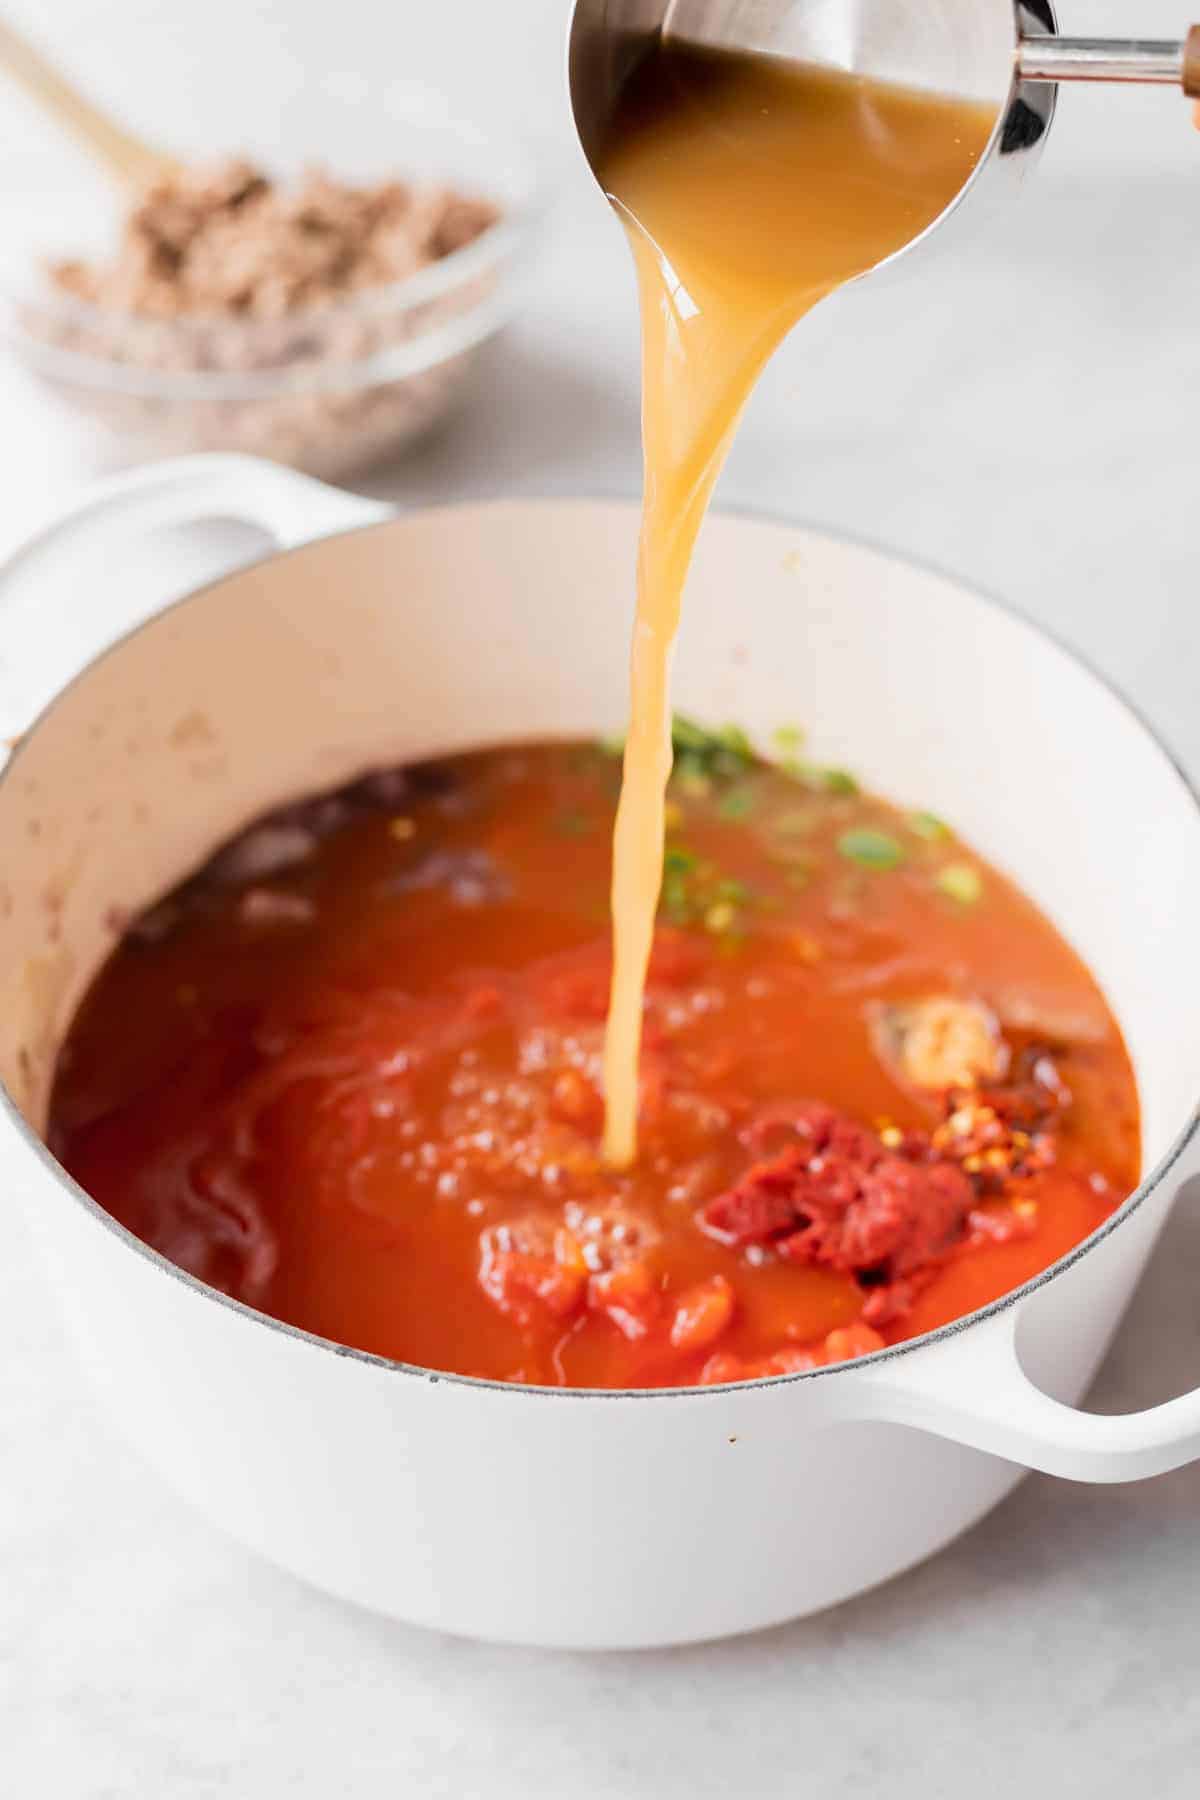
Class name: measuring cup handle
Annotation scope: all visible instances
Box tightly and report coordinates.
[1185,26,1200,99]
[1018,31,1200,92]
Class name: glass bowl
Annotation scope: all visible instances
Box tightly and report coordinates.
[0,99,545,478]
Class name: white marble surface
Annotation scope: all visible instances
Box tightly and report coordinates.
[3,2,1200,1794]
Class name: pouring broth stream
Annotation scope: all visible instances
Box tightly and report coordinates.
[596,43,996,1166]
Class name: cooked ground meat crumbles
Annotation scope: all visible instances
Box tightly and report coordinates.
[49,159,498,321]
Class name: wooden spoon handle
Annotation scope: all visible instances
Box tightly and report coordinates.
[0,16,176,190]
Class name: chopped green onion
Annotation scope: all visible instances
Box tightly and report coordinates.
[675,762,712,799]
[936,863,984,905]
[819,768,859,796]
[715,877,751,904]
[661,872,693,924]
[907,810,950,842]
[704,900,739,935]
[671,714,711,752]
[772,724,806,756]
[712,750,749,781]
[717,723,754,759]
[669,714,754,780]
[664,846,698,875]
[837,829,905,871]
[779,757,858,796]
[717,787,755,821]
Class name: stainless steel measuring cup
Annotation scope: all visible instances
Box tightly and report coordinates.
[570,2,1200,275]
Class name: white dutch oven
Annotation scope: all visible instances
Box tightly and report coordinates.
[3,453,1200,1650]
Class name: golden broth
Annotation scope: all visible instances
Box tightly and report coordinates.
[596,44,996,1165]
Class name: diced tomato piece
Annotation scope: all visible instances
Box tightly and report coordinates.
[696,1352,745,1386]
[823,1323,886,1364]
[669,1274,735,1353]
[553,1227,589,1280]
[550,1068,603,1131]
[588,1260,661,1340]
[478,1248,585,1329]
[763,1346,824,1376]
[697,1343,821,1385]
[545,967,610,1021]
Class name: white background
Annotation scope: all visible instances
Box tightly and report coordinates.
[2,3,1200,1795]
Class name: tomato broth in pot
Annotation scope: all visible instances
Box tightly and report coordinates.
[50,728,1137,1387]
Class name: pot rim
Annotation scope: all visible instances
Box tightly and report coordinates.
[3,492,1197,1401]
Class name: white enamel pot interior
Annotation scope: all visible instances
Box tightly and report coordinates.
[3,453,1200,1651]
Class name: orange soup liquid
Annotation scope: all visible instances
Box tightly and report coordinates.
[50,747,1139,1387]
[596,45,996,1165]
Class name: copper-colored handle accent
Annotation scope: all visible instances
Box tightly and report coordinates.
[1185,26,1200,98]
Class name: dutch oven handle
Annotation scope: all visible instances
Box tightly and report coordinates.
[0,452,389,757]
[850,1298,1200,1484]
